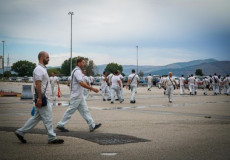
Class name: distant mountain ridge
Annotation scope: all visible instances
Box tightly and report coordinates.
[96,58,230,76]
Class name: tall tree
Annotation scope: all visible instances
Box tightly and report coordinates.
[11,60,36,76]
[195,69,204,76]
[47,68,61,76]
[138,70,144,77]
[61,56,97,76]
[104,63,123,74]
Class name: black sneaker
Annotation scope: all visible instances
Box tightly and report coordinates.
[120,99,124,103]
[103,99,106,101]
[111,102,114,104]
[48,139,64,144]
[115,98,119,101]
[15,132,27,144]
[90,123,102,132]
[130,101,135,103]
[56,126,69,132]
[107,99,111,101]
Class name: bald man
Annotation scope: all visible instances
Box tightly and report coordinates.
[163,72,178,103]
[15,51,64,144]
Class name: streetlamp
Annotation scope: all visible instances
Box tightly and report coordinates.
[136,45,138,75]
[2,40,5,77]
[68,12,74,74]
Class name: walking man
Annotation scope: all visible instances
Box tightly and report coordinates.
[203,76,210,95]
[179,75,185,95]
[118,70,124,100]
[110,70,124,104]
[194,77,198,95]
[212,73,219,95]
[57,58,101,132]
[188,74,195,95]
[126,69,139,103]
[82,69,90,99]
[50,72,59,101]
[163,72,178,103]
[101,71,111,101]
[147,74,153,91]
[15,51,64,144]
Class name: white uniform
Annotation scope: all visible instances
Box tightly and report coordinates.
[89,76,94,86]
[107,73,114,98]
[162,77,167,94]
[50,76,59,100]
[188,76,195,95]
[16,63,56,142]
[101,75,111,100]
[194,78,198,94]
[212,76,219,95]
[111,75,122,103]
[83,75,90,99]
[203,78,210,95]
[118,74,124,100]
[147,76,153,90]
[128,73,139,102]
[165,76,175,102]
[57,66,96,131]
[226,76,230,95]
[179,77,185,95]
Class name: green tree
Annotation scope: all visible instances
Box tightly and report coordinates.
[61,56,97,76]
[11,60,36,76]
[195,69,203,76]
[4,71,11,78]
[138,70,144,77]
[104,63,123,74]
[47,68,61,76]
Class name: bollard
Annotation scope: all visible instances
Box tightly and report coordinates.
[21,85,33,99]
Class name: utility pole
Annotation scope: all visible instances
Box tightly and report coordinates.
[68,12,74,74]
[136,45,138,75]
[2,40,5,77]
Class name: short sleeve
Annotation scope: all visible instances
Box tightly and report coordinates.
[34,69,44,81]
[74,70,83,83]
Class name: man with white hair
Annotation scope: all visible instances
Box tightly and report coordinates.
[163,72,178,103]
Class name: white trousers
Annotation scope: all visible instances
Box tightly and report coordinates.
[148,82,152,90]
[212,84,218,95]
[16,101,56,142]
[101,85,111,100]
[190,84,195,95]
[130,85,137,101]
[226,84,230,94]
[180,85,184,94]
[111,85,122,102]
[83,89,89,100]
[167,85,174,101]
[51,86,57,100]
[203,86,208,95]
[194,85,198,93]
[57,97,95,130]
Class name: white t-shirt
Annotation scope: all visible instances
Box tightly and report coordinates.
[107,73,114,84]
[128,74,139,86]
[195,79,198,86]
[188,77,195,84]
[111,75,121,87]
[203,78,210,86]
[83,75,89,84]
[50,76,59,87]
[165,77,175,86]
[70,67,84,99]
[101,75,107,86]
[147,76,153,83]
[33,63,51,97]
[179,77,185,86]
[118,74,124,85]
[212,76,219,84]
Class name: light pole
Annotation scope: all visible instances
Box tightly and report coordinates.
[68,12,74,74]
[2,41,5,77]
[136,45,138,75]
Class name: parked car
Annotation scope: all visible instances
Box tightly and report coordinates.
[139,77,147,86]
[16,77,23,82]
[9,77,17,81]
[28,77,33,82]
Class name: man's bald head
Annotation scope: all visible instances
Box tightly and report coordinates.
[38,51,48,60]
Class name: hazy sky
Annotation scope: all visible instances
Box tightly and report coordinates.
[0,0,230,67]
